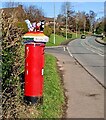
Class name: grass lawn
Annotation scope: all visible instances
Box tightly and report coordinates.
[71,32,81,39]
[103,37,106,42]
[46,33,81,46]
[46,34,66,46]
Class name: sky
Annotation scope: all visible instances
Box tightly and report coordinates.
[0,1,105,19]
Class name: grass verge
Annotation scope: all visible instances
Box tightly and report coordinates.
[18,54,65,118]
[46,34,66,46]
[46,33,81,46]
[37,54,65,118]
[103,37,106,42]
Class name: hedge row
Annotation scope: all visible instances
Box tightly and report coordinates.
[1,10,24,118]
[16,22,28,34]
[56,31,72,38]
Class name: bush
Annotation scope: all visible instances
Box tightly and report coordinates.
[67,33,72,38]
[1,10,24,118]
[16,22,28,33]
[60,32,72,38]
[44,26,52,37]
[95,28,103,34]
[61,32,66,37]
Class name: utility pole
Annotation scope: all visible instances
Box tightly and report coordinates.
[84,18,86,35]
[66,3,68,40]
[75,18,77,38]
[54,2,56,44]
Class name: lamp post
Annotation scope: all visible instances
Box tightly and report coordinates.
[66,3,68,40]
[54,2,56,44]
[75,19,78,38]
[84,18,86,35]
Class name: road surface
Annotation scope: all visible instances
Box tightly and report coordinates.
[67,36,105,87]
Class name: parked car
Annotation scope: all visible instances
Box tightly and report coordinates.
[81,34,86,39]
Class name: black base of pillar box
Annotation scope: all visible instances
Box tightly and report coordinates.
[24,96,43,105]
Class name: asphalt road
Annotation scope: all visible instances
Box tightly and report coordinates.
[67,36,105,87]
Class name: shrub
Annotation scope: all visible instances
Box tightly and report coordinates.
[61,32,66,37]
[67,33,72,38]
[44,25,52,37]
[60,32,72,38]
[16,22,28,33]
[1,10,24,118]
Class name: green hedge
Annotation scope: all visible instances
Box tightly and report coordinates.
[2,11,23,118]
[55,30,72,38]
[61,32,72,38]
[44,26,52,37]
[16,22,28,33]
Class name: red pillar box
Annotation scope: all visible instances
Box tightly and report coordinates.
[22,32,49,104]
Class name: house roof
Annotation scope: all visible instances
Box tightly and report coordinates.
[0,5,55,23]
[42,17,54,22]
[0,5,26,21]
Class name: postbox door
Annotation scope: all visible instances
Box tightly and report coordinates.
[24,43,45,96]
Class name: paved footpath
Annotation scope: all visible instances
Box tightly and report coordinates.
[46,46,104,118]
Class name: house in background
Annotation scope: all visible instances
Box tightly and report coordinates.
[0,5,26,22]
[42,17,55,26]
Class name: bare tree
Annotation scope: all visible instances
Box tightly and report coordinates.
[57,14,65,23]
[61,2,75,26]
[3,1,21,8]
[89,10,97,32]
[24,5,44,22]
[61,2,74,16]
[58,1,75,37]
[75,11,87,33]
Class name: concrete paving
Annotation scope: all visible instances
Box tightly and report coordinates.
[46,47,104,118]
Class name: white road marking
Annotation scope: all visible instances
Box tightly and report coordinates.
[66,47,73,57]
[86,38,104,52]
[81,40,104,57]
[63,47,66,51]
